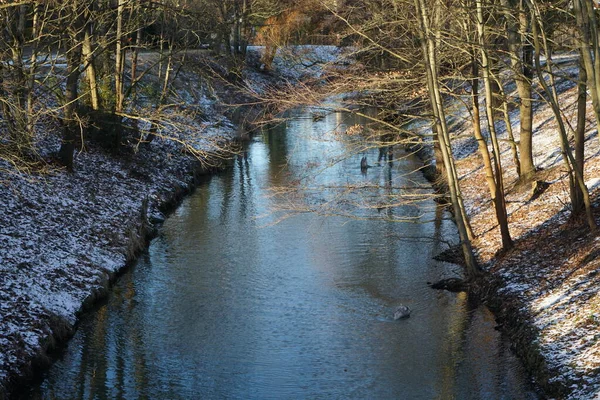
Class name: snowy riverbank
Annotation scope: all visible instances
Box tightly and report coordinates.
[0,112,237,398]
[420,57,600,399]
[0,45,353,398]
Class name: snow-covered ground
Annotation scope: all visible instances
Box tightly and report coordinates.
[0,51,240,396]
[246,45,354,82]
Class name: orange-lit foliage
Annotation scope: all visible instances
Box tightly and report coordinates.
[254,9,311,69]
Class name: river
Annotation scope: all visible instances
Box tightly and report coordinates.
[27,108,538,399]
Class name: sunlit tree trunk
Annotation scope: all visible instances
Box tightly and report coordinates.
[495,79,521,176]
[470,50,499,216]
[573,0,600,138]
[476,0,513,250]
[82,27,100,111]
[415,0,479,275]
[572,52,587,215]
[501,0,535,181]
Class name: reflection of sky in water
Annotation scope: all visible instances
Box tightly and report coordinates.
[30,109,538,400]
[275,109,436,223]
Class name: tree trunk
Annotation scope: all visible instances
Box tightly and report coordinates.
[574,0,600,138]
[501,0,535,181]
[471,50,499,208]
[115,0,125,113]
[131,0,143,85]
[8,4,29,148]
[572,51,588,215]
[59,39,83,171]
[519,39,535,180]
[82,29,100,111]
[415,0,479,275]
[497,79,521,176]
[27,2,42,133]
[477,0,513,250]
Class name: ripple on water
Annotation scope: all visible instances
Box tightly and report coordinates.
[29,109,539,400]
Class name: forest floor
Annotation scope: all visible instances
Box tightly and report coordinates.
[430,56,600,399]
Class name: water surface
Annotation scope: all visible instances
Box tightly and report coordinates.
[30,108,537,399]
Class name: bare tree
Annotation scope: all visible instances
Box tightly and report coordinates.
[528,0,596,231]
[500,0,535,181]
[475,0,513,249]
[414,0,479,274]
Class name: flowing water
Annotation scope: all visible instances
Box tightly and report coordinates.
[28,108,538,399]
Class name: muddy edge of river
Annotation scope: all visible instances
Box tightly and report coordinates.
[5,111,560,400]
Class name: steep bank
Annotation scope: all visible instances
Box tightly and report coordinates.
[0,108,236,399]
[0,50,244,397]
[413,57,600,399]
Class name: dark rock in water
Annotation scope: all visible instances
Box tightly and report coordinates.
[148,208,166,225]
[312,113,325,121]
[429,277,469,292]
[360,156,371,171]
[433,245,466,266]
[394,305,411,320]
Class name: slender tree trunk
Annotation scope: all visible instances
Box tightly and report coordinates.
[572,51,588,214]
[232,1,241,55]
[82,29,100,111]
[10,4,29,148]
[131,0,143,85]
[477,0,513,250]
[59,37,83,171]
[27,2,41,131]
[471,50,499,204]
[574,0,600,138]
[158,18,165,79]
[501,0,535,180]
[240,0,249,55]
[415,0,479,275]
[160,39,174,105]
[497,80,521,176]
[115,0,125,113]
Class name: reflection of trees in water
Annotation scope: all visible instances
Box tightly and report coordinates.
[263,108,439,225]
[61,272,152,398]
[236,150,252,219]
[263,123,289,171]
[437,290,470,399]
